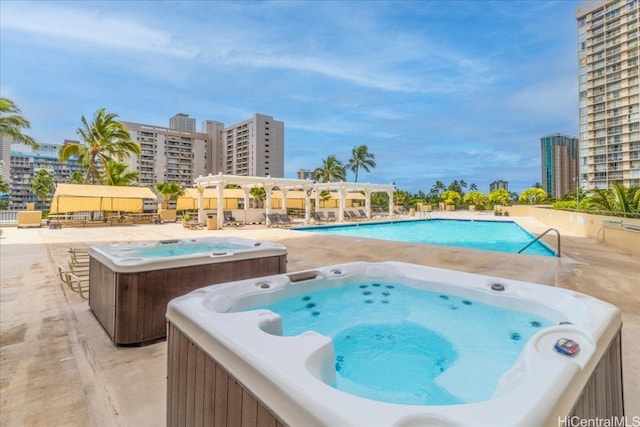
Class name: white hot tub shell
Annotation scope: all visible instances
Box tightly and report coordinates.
[166,261,623,427]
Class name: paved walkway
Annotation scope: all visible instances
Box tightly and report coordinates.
[1,213,638,426]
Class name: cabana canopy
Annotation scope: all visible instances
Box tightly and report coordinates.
[50,184,157,214]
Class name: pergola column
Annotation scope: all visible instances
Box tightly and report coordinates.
[387,190,394,217]
[242,187,251,224]
[338,187,346,222]
[280,188,288,214]
[364,188,372,219]
[303,183,313,224]
[216,184,224,228]
[197,186,205,224]
[264,183,274,226]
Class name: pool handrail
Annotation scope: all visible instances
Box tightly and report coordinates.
[518,227,561,257]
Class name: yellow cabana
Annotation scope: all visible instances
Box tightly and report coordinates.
[50,184,157,213]
[176,188,250,210]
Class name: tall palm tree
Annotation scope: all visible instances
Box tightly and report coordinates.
[59,108,140,184]
[102,160,139,186]
[0,98,38,149]
[314,155,346,183]
[347,145,376,182]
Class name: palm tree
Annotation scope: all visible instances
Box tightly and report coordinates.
[0,176,8,210]
[488,188,511,206]
[59,108,140,184]
[314,155,346,183]
[0,175,8,194]
[469,183,478,192]
[428,180,446,202]
[518,187,547,204]
[0,98,38,149]
[31,168,55,209]
[102,160,139,186]
[68,171,85,184]
[347,145,376,182]
[591,183,640,217]
[155,182,185,209]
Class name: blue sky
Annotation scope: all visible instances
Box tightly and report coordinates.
[1,0,582,194]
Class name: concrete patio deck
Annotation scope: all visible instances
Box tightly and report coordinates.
[1,212,638,426]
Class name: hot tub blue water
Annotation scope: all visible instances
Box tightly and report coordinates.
[252,281,553,405]
[297,219,555,256]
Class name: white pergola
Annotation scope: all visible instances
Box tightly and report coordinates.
[193,173,395,228]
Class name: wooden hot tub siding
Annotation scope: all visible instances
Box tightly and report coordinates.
[166,324,624,427]
[89,255,287,345]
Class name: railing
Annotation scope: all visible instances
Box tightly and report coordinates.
[518,228,562,257]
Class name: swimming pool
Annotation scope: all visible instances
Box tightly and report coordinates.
[298,219,555,256]
[166,261,623,426]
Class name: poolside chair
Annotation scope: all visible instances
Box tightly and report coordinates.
[311,212,324,223]
[327,211,337,222]
[266,213,281,227]
[346,210,362,221]
[58,247,90,299]
[278,213,293,227]
[358,209,369,220]
[223,210,244,227]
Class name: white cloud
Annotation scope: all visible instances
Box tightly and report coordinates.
[0,2,199,58]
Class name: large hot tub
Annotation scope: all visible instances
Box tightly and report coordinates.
[166,261,623,427]
[89,236,287,345]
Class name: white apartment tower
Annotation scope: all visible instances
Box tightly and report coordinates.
[577,0,640,190]
[221,114,284,177]
[169,113,196,132]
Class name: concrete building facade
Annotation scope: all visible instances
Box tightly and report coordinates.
[7,142,84,210]
[577,0,640,190]
[169,113,196,132]
[121,121,210,188]
[541,134,580,198]
[489,180,509,192]
[220,114,284,177]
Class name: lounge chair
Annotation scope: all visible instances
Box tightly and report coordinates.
[311,212,324,223]
[358,209,369,220]
[266,213,281,227]
[58,247,91,299]
[327,211,337,222]
[223,210,244,227]
[346,210,363,221]
[278,214,293,227]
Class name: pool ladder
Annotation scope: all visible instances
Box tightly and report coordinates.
[518,228,561,257]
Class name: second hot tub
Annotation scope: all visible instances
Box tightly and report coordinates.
[89,236,287,345]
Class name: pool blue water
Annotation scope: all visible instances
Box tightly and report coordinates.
[105,242,249,258]
[251,281,553,405]
[298,219,555,256]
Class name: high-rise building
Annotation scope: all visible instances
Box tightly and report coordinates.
[541,134,580,198]
[122,113,285,186]
[121,121,210,187]
[221,113,284,177]
[576,0,640,191]
[489,180,509,192]
[169,113,196,132]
